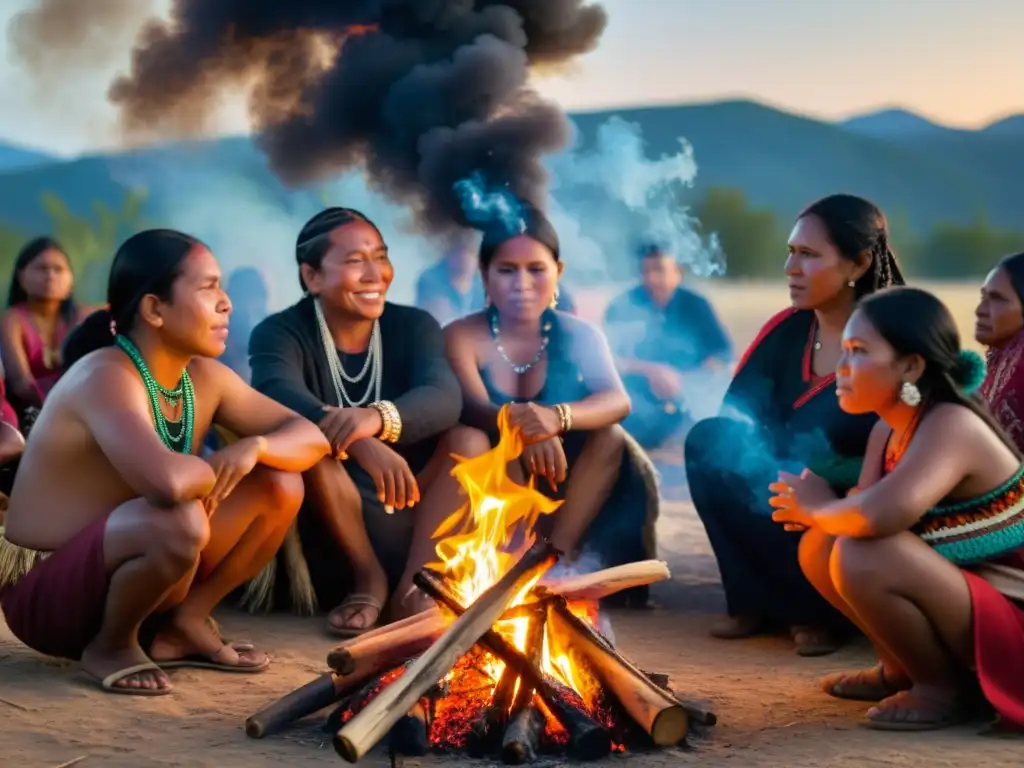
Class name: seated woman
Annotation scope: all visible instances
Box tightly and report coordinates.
[0,376,26,500]
[976,252,1024,452]
[0,229,328,696]
[685,194,905,656]
[0,238,89,424]
[248,207,485,634]
[442,206,659,602]
[773,286,1024,731]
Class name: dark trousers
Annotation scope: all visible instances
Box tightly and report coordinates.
[684,416,848,628]
[621,374,688,449]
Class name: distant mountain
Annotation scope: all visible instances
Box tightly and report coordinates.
[983,114,1024,136]
[0,98,1022,246]
[0,141,54,171]
[838,108,955,138]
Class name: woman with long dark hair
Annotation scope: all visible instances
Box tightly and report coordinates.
[0,229,328,695]
[773,286,1024,731]
[0,237,85,415]
[685,193,905,656]
[247,207,485,633]
[975,252,1024,452]
[441,205,659,604]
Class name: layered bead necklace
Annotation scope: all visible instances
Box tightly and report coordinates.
[488,305,551,375]
[115,335,195,453]
[314,297,383,407]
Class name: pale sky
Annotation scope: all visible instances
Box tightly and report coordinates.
[1,0,1021,156]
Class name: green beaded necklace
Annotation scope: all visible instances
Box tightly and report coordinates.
[115,334,195,453]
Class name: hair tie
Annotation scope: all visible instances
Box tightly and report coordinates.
[952,349,987,395]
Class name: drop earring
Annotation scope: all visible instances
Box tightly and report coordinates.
[549,286,560,311]
[899,380,922,407]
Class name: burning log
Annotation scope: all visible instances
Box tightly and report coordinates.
[414,569,611,761]
[500,606,547,764]
[326,610,446,676]
[546,598,688,746]
[333,541,559,763]
[245,672,346,739]
[466,647,520,756]
[389,701,429,756]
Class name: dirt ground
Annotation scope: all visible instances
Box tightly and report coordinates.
[2,499,1020,768]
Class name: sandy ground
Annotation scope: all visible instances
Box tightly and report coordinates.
[2,498,1021,768]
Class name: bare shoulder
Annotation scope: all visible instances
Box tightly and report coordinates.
[920,401,985,435]
[58,349,145,407]
[558,312,607,348]
[186,355,240,394]
[444,312,489,344]
[0,307,23,332]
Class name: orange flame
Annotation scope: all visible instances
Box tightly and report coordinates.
[427,406,605,735]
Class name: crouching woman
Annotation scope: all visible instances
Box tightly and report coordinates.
[772,287,1024,731]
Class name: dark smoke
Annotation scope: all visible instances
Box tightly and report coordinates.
[109,0,608,232]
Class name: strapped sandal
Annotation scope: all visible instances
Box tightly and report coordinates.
[160,640,270,673]
[91,662,172,696]
[327,593,384,638]
[862,689,968,732]
[821,664,910,702]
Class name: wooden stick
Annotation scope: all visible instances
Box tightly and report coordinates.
[547,597,688,746]
[327,610,446,676]
[333,541,559,763]
[541,560,671,602]
[415,569,610,761]
[500,608,547,764]
[246,672,346,738]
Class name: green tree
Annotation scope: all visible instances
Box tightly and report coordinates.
[692,187,785,278]
[40,188,150,303]
[914,215,1024,279]
[0,222,30,303]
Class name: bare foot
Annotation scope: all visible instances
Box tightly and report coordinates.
[863,686,965,731]
[710,614,764,639]
[821,664,911,702]
[80,639,171,694]
[149,612,268,671]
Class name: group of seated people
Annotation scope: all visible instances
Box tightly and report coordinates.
[0,206,657,696]
[0,193,1022,739]
[688,192,1024,732]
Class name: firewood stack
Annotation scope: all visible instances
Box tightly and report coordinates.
[244,553,716,764]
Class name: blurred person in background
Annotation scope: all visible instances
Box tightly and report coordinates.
[604,243,732,450]
[975,252,1024,453]
[1,237,90,425]
[685,194,905,656]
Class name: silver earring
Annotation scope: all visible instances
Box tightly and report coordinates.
[899,381,921,407]
[847,280,856,288]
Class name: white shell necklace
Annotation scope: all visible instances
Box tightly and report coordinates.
[314,297,383,407]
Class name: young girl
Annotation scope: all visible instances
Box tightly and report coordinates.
[771,286,1024,731]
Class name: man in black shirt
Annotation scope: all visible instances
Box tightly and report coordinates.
[604,244,733,448]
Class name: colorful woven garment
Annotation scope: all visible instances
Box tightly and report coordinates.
[913,465,1024,566]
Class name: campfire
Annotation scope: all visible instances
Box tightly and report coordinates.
[246,408,715,762]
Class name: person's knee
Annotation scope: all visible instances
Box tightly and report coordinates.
[588,424,627,463]
[798,527,835,582]
[254,467,305,526]
[443,425,491,458]
[830,535,886,592]
[152,500,209,571]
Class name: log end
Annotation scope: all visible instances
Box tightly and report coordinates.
[243,718,265,739]
[649,705,689,747]
[326,647,356,676]
[333,733,361,764]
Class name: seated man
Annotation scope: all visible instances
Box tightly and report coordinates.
[604,243,733,449]
[249,208,488,634]
[0,229,329,696]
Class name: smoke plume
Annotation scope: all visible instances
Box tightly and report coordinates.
[106,0,608,233]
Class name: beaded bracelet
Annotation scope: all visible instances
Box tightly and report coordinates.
[369,400,402,443]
